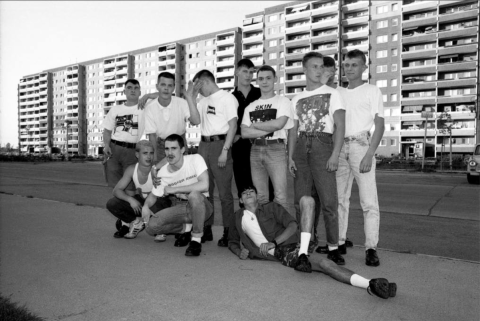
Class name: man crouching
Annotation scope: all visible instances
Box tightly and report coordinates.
[141,134,213,256]
[228,186,397,299]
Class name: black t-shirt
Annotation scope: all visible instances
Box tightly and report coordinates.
[232,85,261,136]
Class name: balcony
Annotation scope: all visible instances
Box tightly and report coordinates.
[165,58,176,65]
[437,78,476,88]
[243,46,263,57]
[402,49,437,60]
[158,50,167,57]
[311,17,338,30]
[402,1,439,13]
[342,15,369,25]
[310,33,338,45]
[402,81,437,91]
[285,23,311,35]
[243,22,264,33]
[116,68,128,75]
[116,58,128,66]
[311,4,338,17]
[437,95,477,105]
[437,61,477,72]
[286,9,311,22]
[403,17,437,30]
[216,59,235,67]
[104,95,115,102]
[251,58,264,67]
[342,29,368,40]
[341,43,368,53]
[216,36,235,46]
[439,8,479,23]
[285,79,306,87]
[66,68,79,75]
[402,33,437,44]
[166,49,176,55]
[217,48,235,57]
[104,71,115,78]
[103,61,115,68]
[402,65,437,75]
[341,1,368,12]
[438,26,478,39]
[216,70,234,78]
[402,97,436,106]
[401,129,436,137]
[39,82,47,88]
[285,37,310,48]
[217,81,234,89]
[243,34,263,45]
[104,87,115,94]
[438,44,477,56]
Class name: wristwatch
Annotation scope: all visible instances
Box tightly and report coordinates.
[271,239,278,248]
[223,146,230,151]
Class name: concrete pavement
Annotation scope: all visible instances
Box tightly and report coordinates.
[1,193,479,321]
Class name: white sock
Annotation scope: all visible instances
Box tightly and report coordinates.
[185,223,192,232]
[298,232,311,255]
[192,236,201,243]
[328,245,338,251]
[121,221,129,227]
[350,274,370,289]
[339,241,345,246]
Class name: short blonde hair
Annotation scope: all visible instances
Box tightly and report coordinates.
[135,140,153,152]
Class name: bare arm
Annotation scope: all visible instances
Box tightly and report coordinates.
[287,120,299,177]
[148,133,158,162]
[113,165,142,214]
[103,129,113,158]
[326,109,345,172]
[360,115,385,173]
[217,118,237,168]
[164,170,209,195]
[184,80,203,125]
[138,93,159,110]
[252,116,288,132]
[259,221,297,257]
[241,124,270,139]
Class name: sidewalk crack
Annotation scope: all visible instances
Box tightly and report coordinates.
[427,184,458,216]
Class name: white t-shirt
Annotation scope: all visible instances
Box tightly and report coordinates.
[241,209,275,256]
[197,90,238,136]
[337,84,384,137]
[132,163,154,199]
[102,104,145,143]
[151,154,209,199]
[144,96,190,139]
[241,95,294,140]
[291,85,344,134]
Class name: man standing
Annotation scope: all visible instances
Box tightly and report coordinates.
[241,65,293,209]
[231,59,261,196]
[335,49,385,266]
[187,70,238,247]
[142,134,213,257]
[106,140,171,240]
[228,186,397,300]
[102,79,145,188]
[288,52,346,265]
[142,72,201,162]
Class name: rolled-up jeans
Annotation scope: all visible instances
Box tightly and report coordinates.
[250,141,288,210]
[293,134,339,246]
[336,132,379,250]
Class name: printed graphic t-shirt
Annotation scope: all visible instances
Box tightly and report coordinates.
[152,154,209,199]
[144,96,190,139]
[241,95,294,140]
[291,86,344,134]
[337,84,384,137]
[102,104,145,143]
[197,90,238,136]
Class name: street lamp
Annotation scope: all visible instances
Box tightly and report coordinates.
[64,120,72,160]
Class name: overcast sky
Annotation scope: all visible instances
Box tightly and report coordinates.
[0,1,289,147]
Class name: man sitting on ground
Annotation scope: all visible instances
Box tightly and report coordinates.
[106,140,171,240]
[142,134,213,257]
[228,186,397,299]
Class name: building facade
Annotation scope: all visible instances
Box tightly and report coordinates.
[17,0,479,158]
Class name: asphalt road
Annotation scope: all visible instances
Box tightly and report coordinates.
[0,161,478,261]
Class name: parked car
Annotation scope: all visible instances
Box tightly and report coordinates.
[466,143,480,184]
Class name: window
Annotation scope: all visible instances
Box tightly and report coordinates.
[392,33,398,41]
[205,40,212,46]
[382,94,388,102]
[377,65,387,73]
[392,3,398,11]
[205,60,213,66]
[280,38,284,45]
[380,139,387,146]
[391,48,398,56]
[269,15,278,22]
[391,79,397,87]
[392,18,398,26]
[280,51,284,58]
[377,5,388,14]
[376,35,388,43]
[391,93,398,101]
[377,20,388,29]
[206,50,214,56]
[268,27,277,35]
[376,80,387,87]
[279,64,284,70]
[376,50,388,58]
[269,52,277,59]
[279,77,284,83]
[280,13,284,20]
[269,40,277,47]
[392,64,397,71]
[390,139,396,146]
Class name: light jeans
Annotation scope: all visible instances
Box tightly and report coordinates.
[250,142,288,209]
[336,132,380,250]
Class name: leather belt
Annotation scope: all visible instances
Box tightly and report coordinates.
[251,138,285,145]
[299,131,332,138]
[111,139,136,149]
[201,134,226,142]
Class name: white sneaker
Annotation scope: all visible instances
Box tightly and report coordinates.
[124,220,145,239]
[154,234,167,242]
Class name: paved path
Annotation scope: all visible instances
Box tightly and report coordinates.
[1,193,479,321]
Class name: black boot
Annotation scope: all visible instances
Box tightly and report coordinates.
[217,227,229,247]
[201,225,213,243]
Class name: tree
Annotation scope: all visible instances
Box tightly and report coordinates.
[6,143,11,151]
[437,112,456,171]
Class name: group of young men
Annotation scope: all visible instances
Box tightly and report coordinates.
[102,49,396,299]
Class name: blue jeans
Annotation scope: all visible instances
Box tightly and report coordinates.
[250,142,288,209]
[337,132,380,250]
[106,143,137,188]
[198,139,234,228]
[293,135,339,246]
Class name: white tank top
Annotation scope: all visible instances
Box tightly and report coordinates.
[132,163,154,198]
